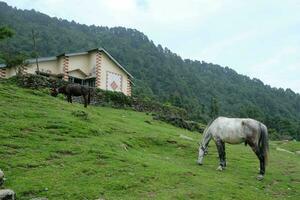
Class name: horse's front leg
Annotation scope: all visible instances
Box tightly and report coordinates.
[83,95,88,108]
[216,138,226,171]
[67,95,72,103]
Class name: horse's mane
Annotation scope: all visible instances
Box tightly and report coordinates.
[202,119,214,135]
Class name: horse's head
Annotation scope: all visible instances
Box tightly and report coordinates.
[197,145,206,165]
[50,88,59,97]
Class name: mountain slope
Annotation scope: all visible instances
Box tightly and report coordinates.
[0,1,300,139]
[0,82,300,199]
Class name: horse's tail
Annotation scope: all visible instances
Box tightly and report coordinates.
[259,123,269,165]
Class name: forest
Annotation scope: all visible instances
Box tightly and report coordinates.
[0,1,299,140]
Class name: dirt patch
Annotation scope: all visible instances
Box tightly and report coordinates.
[16,163,45,169]
[291,178,300,183]
[2,143,23,149]
[183,171,196,176]
[55,150,78,156]
[52,137,68,141]
[166,140,178,144]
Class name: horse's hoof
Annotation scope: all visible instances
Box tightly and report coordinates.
[216,166,224,171]
[256,174,264,181]
[197,161,203,165]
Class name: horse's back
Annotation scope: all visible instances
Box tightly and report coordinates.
[67,84,89,96]
[209,117,261,144]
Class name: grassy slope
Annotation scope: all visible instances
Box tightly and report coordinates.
[0,82,299,200]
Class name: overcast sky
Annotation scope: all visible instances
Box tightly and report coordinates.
[4,0,300,93]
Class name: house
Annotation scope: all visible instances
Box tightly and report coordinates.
[0,48,133,96]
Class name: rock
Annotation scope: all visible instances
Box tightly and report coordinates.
[179,134,193,141]
[0,169,4,186]
[216,166,224,171]
[256,174,264,181]
[144,120,152,124]
[276,147,295,154]
[0,189,16,200]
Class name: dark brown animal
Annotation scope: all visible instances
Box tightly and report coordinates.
[51,84,91,107]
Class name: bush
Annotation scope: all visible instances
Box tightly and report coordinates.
[71,110,89,120]
[153,114,205,133]
[95,89,132,108]
[17,74,67,89]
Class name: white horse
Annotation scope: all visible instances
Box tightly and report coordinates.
[197,117,269,180]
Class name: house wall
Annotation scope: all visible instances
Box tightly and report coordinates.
[5,67,16,77]
[0,68,7,78]
[57,57,64,74]
[100,53,130,95]
[26,60,58,74]
[89,52,97,76]
[68,70,86,79]
[68,54,91,75]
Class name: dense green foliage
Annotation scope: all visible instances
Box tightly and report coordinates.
[0,26,14,40]
[0,82,300,199]
[0,1,299,139]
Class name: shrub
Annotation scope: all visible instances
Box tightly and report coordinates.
[71,110,89,120]
[16,74,67,89]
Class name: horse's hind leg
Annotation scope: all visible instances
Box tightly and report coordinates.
[216,138,226,170]
[248,141,265,179]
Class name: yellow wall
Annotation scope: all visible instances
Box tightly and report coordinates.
[90,52,97,77]
[5,67,16,77]
[68,54,91,75]
[57,57,64,74]
[100,53,129,95]
[68,70,86,79]
[26,60,59,74]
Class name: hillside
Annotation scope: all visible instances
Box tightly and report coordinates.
[0,82,300,199]
[0,1,300,139]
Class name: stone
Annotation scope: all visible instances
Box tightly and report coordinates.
[0,169,4,186]
[256,174,264,181]
[179,134,194,141]
[0,189,16,200]
[276,147,294,154]
[216,166,224,171]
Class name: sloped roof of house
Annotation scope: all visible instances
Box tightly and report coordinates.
[0,48,133,78]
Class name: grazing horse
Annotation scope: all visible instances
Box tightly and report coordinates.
[51,84,91,107]
[197,117,269,180]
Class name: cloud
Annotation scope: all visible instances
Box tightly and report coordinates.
[247,47,300,93]
[4,0,226,27]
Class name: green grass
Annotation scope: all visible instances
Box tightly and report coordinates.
[0,82,300,200]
